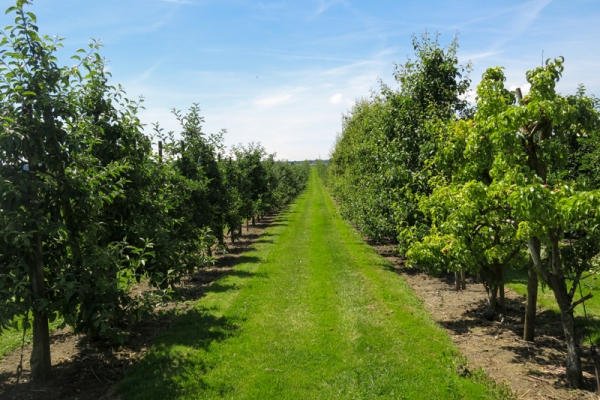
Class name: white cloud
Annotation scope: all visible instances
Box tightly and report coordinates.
[255,94,293,107]
[460,89,477,105]
[329,93,343,104]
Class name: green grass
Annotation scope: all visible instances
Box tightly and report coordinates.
[505,266,600,344]
[0,315,63,361]
[117,169,511,399]
[0,321,28,361]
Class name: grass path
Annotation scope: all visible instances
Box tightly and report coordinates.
[117,169,508,399]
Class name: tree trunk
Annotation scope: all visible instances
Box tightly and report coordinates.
[550,238,583,389]
[454,271,460,291]
[555,284,583,388]
[498,265,505,314]
[29,231,51,381]
[484,283,499,320]
[252,216,255,226]
[523,260,538,341]
[460,267,466,290]
[529,236,583,388]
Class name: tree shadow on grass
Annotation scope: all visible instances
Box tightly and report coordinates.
[0,285,251,400]
[266,222,289,228]
[255,232,278,244]
[116,308,241,400]
[0,212,279,400]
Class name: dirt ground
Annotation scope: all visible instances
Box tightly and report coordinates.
[371,242,600,400]
[0,216,277,400]
[3,216,600,399]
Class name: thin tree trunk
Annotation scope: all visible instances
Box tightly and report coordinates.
[29,231,51,381]
[499,265,505,314]
[460,267,466,290]
[529,236,583,388]
[454,271,460,291]
[524,259,538,341]
[550,236,583,388]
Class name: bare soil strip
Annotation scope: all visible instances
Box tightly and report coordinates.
[371,242,599,400]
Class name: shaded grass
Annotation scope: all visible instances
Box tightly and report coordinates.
[117,169,512,399]
[0,316,63,361]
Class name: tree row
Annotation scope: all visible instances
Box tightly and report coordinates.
[326,32,600,389]
[0,1,309,382]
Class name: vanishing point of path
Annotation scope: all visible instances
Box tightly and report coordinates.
[117,170,506,399]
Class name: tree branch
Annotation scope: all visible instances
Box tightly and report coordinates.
[569,267,587,300]
[471,223,488,236]
[501,246,522,267]
[570,293,593,312]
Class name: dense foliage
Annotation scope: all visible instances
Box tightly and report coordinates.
[0,1,308,381]
[329,32,471,242]
[327,33,600,389]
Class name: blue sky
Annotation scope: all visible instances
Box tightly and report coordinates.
[4,0,600,160]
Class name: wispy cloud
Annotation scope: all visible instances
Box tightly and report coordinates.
[515,0,553,32]
[255,94,293,107]
[315,0,346,15]
[492,0,553,48]
[129,62,163,85]
[461,51,497,61]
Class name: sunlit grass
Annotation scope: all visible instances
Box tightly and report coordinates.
[117,169,512,399]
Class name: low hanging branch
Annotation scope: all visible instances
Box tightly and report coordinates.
[571,293,594,312]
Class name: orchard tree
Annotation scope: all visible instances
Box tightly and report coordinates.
[406,181,526,319]
[405,67,528,317]
[477,59,600,388]
[0,1,149,380]
[329,98,398,240]
[221,154,244,242]
[329,32,471,243]
[173,104,228,246]
[232,142,268,228]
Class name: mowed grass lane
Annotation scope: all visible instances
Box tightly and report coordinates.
[117,169,507,399]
